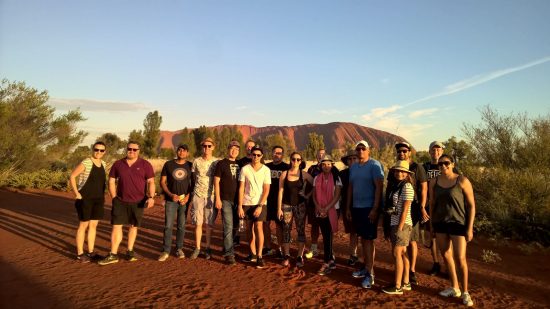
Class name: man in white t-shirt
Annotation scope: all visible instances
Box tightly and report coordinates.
[238,146,271,269]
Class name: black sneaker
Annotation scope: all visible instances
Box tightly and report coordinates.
[225,255,237,265]
[98,253,119,266]
[296,256,304,268]
[347,255,359,266]
[410,271,418,285]
[429,263,441,276]
[204,248,212,260]
[262,248,274,256]
[382,285,403,295]
[256,258,265,269]
[126,250,138,262]
[86,252,102,262]
[76,253,90,263]
[274,249,284,260]
[243,254,257,263]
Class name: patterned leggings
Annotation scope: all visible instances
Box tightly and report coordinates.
[282,202,306,244]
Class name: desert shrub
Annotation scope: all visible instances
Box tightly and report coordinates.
[6,169,70,191]
[481,249,502,264]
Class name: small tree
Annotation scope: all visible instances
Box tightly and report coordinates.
[304,132,325,161]
[142,111,162,158]
[178,127,196,159]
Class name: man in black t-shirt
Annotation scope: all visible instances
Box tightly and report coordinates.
[158,144,193,262]
[264,146,290,258]
[423,141,445,276]
[385,142,427,284]
[237,140,255,167]
[214,140,241,265]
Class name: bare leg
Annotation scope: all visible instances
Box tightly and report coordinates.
[451,235,469,292]
[76,221,89,255]
[204,224,212,248]
[408,241,418,272]
[349,232,358,256]
[436,233,459,289]
[393,245,404,287]
[87,220,99,253]
[263,221,272,249]
[195,224,202,249]
[110,225,123,254]
[128,225,138,251]
[363,239,375,273]
[402,248,410,284]
[248,220,257,255]
[255,221,264,258]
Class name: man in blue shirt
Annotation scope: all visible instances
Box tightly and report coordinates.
[346,140,384,289]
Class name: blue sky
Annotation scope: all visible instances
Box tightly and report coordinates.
[2,0,549,150]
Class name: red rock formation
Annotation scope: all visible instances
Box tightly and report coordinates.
[159,122,407,151]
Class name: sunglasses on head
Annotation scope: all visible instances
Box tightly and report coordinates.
[202,144,213,148]
[438,161,452,167]
[93,148,105,153]
[252,153,262,157]
[127,147,139,152]
[291,157,302,162]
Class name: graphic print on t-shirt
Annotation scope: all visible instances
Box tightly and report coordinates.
[173,168,189,181]
[230,163,239,179]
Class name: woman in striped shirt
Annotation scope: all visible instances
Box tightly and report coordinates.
[382,160,415,295]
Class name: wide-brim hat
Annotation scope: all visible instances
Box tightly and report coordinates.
[201,137,215,146]
[320,154,334,163]
[341,149,357,163]
[390,160,414,174]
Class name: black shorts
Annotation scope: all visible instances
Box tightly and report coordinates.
[306,201,320,227]
[351,207,378,240]
[111,197,145,227]
[75,198,104,221]
[433,222,467,237]
[243,205,267,222]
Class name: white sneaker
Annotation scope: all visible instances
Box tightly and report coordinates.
[462,292,474,307]
[158,252,169,262]
[439,287,462,298]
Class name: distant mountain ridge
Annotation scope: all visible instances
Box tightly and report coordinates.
[159,122,407,151]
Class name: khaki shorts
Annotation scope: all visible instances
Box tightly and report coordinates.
[191,195,216,226]
[390,225,412,247]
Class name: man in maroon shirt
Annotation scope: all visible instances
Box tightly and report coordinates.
[98,141,156,265]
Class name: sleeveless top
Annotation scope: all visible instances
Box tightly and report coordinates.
[432,176,467,225]
[79,161,106,199]
[283,170,304,206]
[77,158,106,190]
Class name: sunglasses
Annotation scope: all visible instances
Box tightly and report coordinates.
[397,150,409,154]
[252,153,262,157]
[202,144,213,148]
[438,161,452,167]
[356,147,367,151]
[127,148,139,152]
[291,157,302,162]
[93,148,105,153]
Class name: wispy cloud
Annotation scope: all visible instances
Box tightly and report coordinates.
[319,109,345,115]
[236,105,248,110]
[403,55,550,107]
[408,108,438,119]
[362,105,401,121]
[49,98,148,112]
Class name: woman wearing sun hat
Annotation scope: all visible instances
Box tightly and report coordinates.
[382,160,415,295]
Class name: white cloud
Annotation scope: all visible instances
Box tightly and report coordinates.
[408,108,438,119]
[404,55,550,107]
[49,98,148,112]
[362,105,401,121]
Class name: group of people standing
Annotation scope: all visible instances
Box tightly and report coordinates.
[69,137,476,307]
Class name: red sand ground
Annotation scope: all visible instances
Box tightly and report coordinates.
[0,188,548,308]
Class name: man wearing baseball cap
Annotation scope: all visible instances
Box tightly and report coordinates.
[158,144,193,261]
[214,140,241,265]
[422,141,446,276]
[346,140,384,289]
[385,141,428,285]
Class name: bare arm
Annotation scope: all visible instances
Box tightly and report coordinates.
[214,176,222,209]
[69,163,85,199]
[146,177,156,208]
[419,180,429,222]
[108,177,117,199]
[277,171,286,218]
[399,200,412,231]
[368,178,383,223]
[428,178,436,231]
[327,185,341,210]
[461,176,476,242]
[238,180,245,218]
[161,175,178,202]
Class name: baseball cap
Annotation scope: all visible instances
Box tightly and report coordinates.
[228,140,240,149]
[395,141,411,150]
[177,144,189,151]
[355,140,369,148]
[429,141,445,149]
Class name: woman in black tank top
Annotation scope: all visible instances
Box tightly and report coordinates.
[428,154,476,306]
[276,152,313,267]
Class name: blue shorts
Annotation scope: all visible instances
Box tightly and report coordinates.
[351,207,378,240]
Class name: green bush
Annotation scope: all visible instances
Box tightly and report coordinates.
[5,169,70,191]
